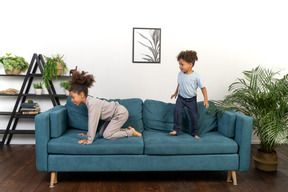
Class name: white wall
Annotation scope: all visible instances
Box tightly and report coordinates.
[1,0,287,144]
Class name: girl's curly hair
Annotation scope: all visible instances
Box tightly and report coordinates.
[177,50,198,65]
[69,70,95,97]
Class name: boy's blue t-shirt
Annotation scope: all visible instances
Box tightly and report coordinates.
[177,71,204,98]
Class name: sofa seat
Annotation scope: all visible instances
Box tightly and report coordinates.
[143,130,238,155]
[48,129,144,155]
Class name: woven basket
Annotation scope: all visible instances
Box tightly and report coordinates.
[253,149,278,172]
[5,68,21,75]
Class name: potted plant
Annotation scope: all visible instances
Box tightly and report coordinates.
[43,54,68,89]
[0,53,29,75]
[33,82,43,95]
[60,81,71,96]
[211,66,288,172]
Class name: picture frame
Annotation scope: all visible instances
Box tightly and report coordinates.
[132,28,161,63]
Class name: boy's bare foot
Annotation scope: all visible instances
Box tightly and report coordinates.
[169,130,178,136]
[128,126,142,137]
[194,135,200,139]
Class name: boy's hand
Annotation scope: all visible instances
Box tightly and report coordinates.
[171,93,177,99]
[78,139,90,145]
[78,133,88,137]
[204,100,209,108]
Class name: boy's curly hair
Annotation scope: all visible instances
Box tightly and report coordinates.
[177,50,198,65]
[69,70,95,97]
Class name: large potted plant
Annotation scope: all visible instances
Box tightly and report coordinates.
[212,66,288,171]
[43,54,67,89]
[0,53,29,75]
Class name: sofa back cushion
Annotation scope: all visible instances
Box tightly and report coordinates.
[108,98,144,133]
[65,96,144,133]
[196,101,218,135]
[143,99,189,132]
[66,96,89,131]
[143,99,217,135]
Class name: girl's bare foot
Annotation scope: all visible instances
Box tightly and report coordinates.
[78,133,88,137]
[128,126,142,137]
[194,135,200,139]
[169,130,178,136]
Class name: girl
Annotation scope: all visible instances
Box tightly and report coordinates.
[69,71,142,145]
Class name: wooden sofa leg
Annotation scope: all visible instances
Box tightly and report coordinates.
[226,171,232,183]
[49,172,57,188]
[231,171,237,185]
[55,172,58,184]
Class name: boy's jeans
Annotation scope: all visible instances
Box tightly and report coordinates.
[173,95,198,136]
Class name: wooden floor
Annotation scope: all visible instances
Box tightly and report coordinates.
[0,144,287,192]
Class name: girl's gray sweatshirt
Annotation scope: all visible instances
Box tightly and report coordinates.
[85,96,119,143]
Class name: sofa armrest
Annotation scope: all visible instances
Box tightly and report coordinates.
[35,105,66,171]
[234,112,253,171]
[50,107,68,138]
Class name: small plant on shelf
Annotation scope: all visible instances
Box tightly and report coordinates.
[33,82,43,89]
[60,81,71,96]
[0,53,29,75]
[43,54,68,89]
[33,82,43,95]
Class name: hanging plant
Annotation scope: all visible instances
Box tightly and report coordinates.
[43,54,68,89]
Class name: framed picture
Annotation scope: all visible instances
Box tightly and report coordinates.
[132,28,161,63]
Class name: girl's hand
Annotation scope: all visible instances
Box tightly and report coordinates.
[171,93,177,99]
[204,100,209,108]
[78,139,90,145]
[78,133,88,137]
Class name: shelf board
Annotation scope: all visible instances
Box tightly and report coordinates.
[0,112,13,115]
[0,74,70,78]
[0,112,40,118]
[0,93,68,98]
[0,129,35,134]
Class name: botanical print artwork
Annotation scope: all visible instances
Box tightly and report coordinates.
[133,28,161,63]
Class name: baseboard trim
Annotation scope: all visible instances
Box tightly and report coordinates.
[251,140,260,144]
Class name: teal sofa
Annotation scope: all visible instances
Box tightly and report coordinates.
[35,97,253,188]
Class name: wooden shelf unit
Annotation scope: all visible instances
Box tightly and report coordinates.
[0,53,70,147]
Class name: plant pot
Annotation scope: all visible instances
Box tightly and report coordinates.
[253,149,278,172]
[34,88,43,95]
[5,68,21,75]
[56,62,63,76]
[65,89,69,96]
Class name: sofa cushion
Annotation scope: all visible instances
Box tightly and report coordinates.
[143,130,238,155]
[65,96,144,133]
[66,96,89,131]
[108,98,144,133]
[143,99,217,135]
[48,129,144,155]
[143,99,189,132]
[195,101,218,135]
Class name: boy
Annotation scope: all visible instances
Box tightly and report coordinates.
[170,50,209,138]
